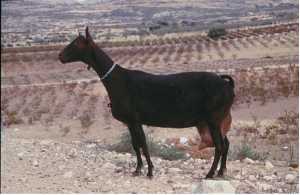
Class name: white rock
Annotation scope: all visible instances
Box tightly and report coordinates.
[86,143,97,148]
[192,180,236,193]
[263,175,273,181]
[40,139,52,145]
[156,158,162,164]
[258,183,272,191]
[58,165,65,171]
[285,174,296,184]
[245,180,256,189]
[195,159,205,164]
[63,171,73,178]
[124,153,131,157]
[168,167,182,173]
[282,146,289,151]
[68,148,77,158]
[179,137,188,145]
[265,161,274,170]
[234,174,242,180]
[248,175,256,181]
[244,157,255,164]
[85,171,92,177]
[173,183,190,189]
[19,178,27,183]
[32,159,39,167]
[101,162,116,170]
[17,152,24,160]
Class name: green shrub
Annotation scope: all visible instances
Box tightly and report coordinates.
[109,131,187,161]
[207,27,227,39]
[228,144,268,161]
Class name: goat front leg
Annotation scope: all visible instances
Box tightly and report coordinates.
[128,125,143,176]
[136,124,154,178]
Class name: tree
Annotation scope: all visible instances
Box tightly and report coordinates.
[207,27,227,40]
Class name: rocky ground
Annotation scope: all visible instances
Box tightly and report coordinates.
[1,128,298,193]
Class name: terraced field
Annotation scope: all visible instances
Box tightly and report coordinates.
[1,23,299,126]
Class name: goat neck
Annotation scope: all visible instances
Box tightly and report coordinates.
[83,41,115,82]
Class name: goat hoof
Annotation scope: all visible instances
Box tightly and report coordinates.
[205,173,214,179]
[217,168,227,177]
[132,170,142,177]
[147,173,153,179]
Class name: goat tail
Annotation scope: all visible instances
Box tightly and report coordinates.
[220,75,235,88]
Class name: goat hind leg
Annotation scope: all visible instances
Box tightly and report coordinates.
[128,125,143,176]
[206,122,225,178]
[217,136,229,177]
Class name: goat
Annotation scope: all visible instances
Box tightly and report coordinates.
[58,27,235,179]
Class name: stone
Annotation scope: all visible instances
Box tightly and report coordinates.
[17,152,24,160]
[168,167,182,173]
[58,165,65,171]
[68,148,77,158]
[192,180,236,193]
[114,166,123,173]
[234,174,242,180]
[263,175,273,181]
[258,183,272,191]
[282,146,289,151]
[102,162,116,170]
[248,175,256,181]
[243,157,255,164]
[40,140,52,145]
[285,174,296,184]
[172,183,190,189]
[156,158,162,164]
[86,143,97,148]
[63,171,73,178]
[32,159,39,167]
[179,137,188,145]
[265,161,274,170]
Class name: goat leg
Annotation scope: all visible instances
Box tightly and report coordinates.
[206,122,224,178]
[137,124,154,178]
[132,147,143,176]
[217,136,229,177]
[128,125,143,176]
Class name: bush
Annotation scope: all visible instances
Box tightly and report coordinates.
[5,111,24,126]
[228,143,268,161]
[109,131,187,161]
[207,27,227,39]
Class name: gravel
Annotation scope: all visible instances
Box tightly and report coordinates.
[1,136,299,193]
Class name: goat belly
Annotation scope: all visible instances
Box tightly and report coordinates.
[132,88,207,128]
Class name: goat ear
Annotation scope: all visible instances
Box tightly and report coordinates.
[85,26,92,40]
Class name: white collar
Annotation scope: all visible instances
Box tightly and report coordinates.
[100,63,118,80]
